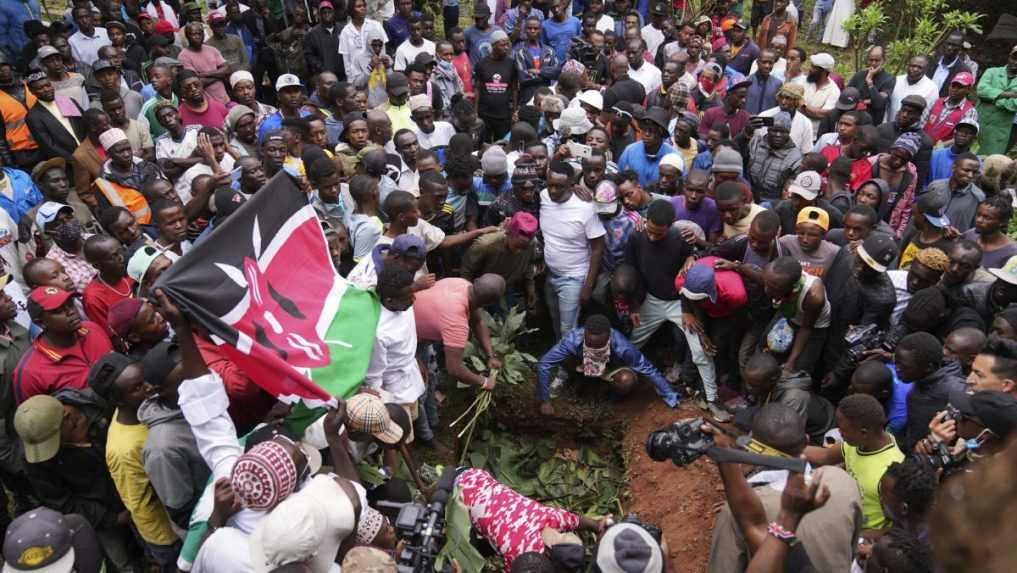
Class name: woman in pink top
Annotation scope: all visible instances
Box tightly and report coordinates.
[177,22,231,105]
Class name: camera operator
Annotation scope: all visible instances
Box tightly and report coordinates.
[913,390,1017,471]
[743,472,831,573]
[864,332,966,452]
[454,467,611,572]
[704,404,863,573]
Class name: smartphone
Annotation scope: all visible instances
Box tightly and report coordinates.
[751,115,775,127]
[567,140,594,159]
[229,166,243,187]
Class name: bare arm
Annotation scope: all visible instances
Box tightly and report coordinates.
[582,236,605,305]
[785,281,824,372]
[438,226,498,250]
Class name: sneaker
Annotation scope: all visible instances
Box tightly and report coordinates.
[708,401,733,422]
[665,364,682,384]
[695,395,709,411]
[549,370,568,398]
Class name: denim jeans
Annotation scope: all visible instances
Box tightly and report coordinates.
[545,272,585,340]
[808,2,833,40]
[415,344,441,442]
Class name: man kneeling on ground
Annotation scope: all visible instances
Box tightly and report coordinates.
[536,314,680,415]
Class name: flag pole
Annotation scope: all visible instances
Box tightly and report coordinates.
[399,444,430,498]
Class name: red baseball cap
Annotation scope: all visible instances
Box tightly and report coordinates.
[951,71,975,87]
[207,11,226,24]
[137,12,152,21]
[153,20,177,34]
[319,0,335,8]
[27,287,74,320]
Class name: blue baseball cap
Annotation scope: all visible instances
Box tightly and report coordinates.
[916,190,950,228]
[680,263,717,303]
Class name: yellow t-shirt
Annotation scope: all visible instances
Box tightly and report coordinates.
[106,415,178,546]
[723,202,766,238]
[842,434,904,530]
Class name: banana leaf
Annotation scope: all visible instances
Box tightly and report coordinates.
[436,489,487,573]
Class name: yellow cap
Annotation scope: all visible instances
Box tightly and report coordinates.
[796,206,829,231]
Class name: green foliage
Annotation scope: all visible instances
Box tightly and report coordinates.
[878,0,984,74]
[466,429,628,516]
[464,307,539,386]
[456,308,538,463]
[841,4,888,70]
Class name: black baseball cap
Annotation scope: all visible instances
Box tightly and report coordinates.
[950,390,1017,440]
[857,232,899,272]
[836,87,861,111]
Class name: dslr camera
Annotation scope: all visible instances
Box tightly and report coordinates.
[646,417,714,467]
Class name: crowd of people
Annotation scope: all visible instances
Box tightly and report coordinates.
[0,0,1015,571]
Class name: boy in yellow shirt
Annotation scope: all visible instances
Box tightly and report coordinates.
[805,393,904,532]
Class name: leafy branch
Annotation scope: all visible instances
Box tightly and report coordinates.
[452,307,538,464]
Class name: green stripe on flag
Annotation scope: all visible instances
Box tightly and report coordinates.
[286,284,381,434]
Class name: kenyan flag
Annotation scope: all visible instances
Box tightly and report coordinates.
[154,171,380,407]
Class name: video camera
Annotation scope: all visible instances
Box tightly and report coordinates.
[844,324,899,364]
[646,418,808,473]
[379,466,457,573]
[568,37,601,69]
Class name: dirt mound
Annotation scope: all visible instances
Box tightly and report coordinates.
[617,389,723,573]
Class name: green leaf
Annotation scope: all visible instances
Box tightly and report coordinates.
[468,355,487,372]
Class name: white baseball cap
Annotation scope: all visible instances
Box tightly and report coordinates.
[275,74,303,91]
[810,53,835,71]
[788,170,822,201]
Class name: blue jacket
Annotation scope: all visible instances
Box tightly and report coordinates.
[745,73,781,115]
[618,141,676,187]
[0,168,41,226]
[928,146,981,183]
[536,327,679,407]
[0,0,40,61]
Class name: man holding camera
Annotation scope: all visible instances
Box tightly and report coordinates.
[703,403,862,573]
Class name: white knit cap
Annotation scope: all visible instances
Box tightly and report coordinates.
[98,128,128,150]
[659,153,684,172]
[230,70,255,88]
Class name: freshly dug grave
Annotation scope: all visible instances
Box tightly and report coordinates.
[446,376,721,572]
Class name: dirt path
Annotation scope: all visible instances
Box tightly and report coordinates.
[617,388,724,573]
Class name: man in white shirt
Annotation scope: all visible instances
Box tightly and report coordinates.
[68,6,110,67]
[640,2,668,57]
[540,160,605,340]
[625,37,661,95]
[175,126,235,205]
[410,94,455,149]
[802,52,840,135]
[338,6,388,80]
[885,55,940,124]
[394,16,436,71]
[364,264,426,416]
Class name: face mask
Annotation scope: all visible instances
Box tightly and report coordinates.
[54,219,83,247]
[438,60,454,71]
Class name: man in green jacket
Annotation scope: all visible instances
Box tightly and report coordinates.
[975,44,1017,155]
